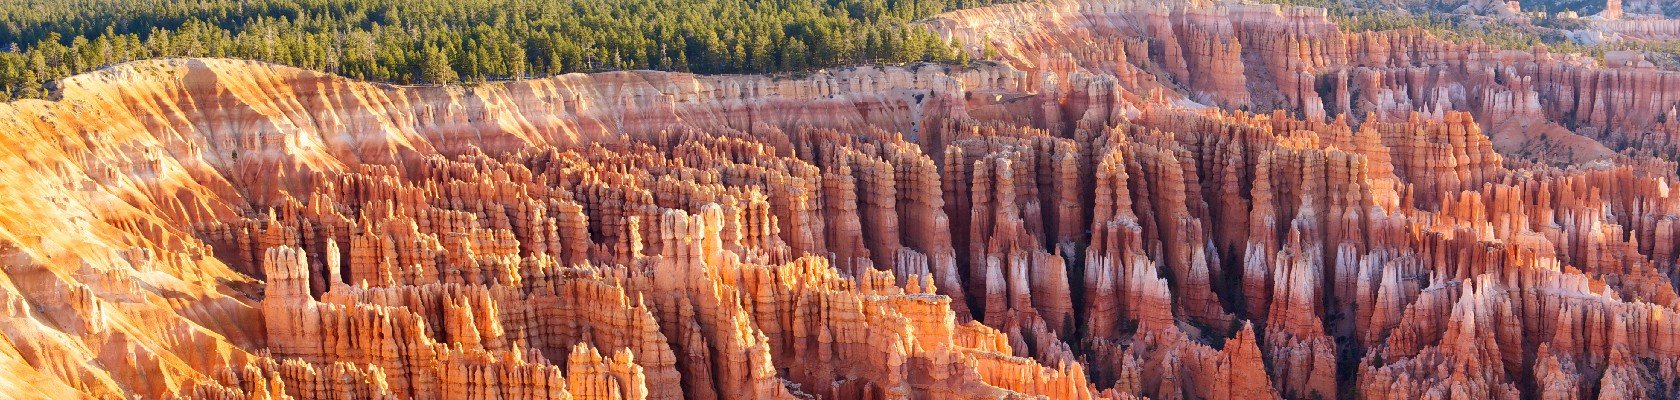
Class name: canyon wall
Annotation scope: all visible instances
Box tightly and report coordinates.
[7,0,1680,398]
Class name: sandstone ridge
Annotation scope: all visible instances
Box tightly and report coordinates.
[5,0,1680,398]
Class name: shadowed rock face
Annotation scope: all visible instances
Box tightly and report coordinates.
[9,0,1680,398]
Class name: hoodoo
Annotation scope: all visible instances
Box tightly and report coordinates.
[7,0,1680,398]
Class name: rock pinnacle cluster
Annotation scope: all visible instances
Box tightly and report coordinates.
[6,0,1680,398]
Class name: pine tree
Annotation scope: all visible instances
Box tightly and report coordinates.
[782,38,809,71]
[0,0,1024,98]
[419,45,457,84]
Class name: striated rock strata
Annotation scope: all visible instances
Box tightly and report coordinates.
[9,0,1680,398]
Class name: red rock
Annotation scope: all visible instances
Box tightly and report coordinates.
[19,0,1680,397]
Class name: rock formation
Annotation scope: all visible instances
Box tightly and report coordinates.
[8,0,1680,398]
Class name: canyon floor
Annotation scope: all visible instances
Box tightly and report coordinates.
[9,0,1680,399]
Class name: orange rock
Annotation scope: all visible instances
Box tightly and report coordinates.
[19,0,1680,397]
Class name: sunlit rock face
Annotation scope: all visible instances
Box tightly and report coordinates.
[10,0,1680,398]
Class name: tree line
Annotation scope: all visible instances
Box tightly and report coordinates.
[0,0,1011,100]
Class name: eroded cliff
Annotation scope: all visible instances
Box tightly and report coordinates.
[7,0,1680,398]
